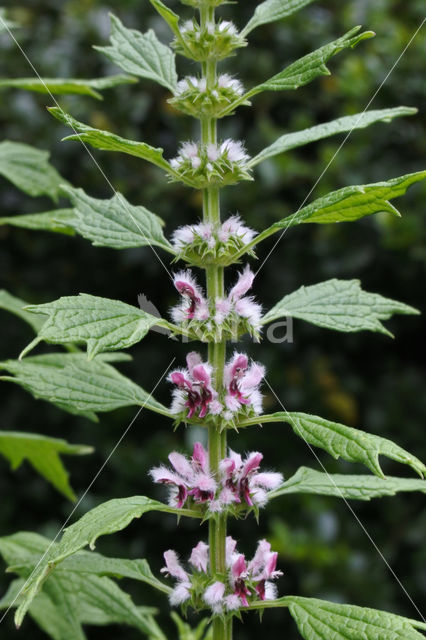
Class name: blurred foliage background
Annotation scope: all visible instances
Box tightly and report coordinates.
[0,0,425,638]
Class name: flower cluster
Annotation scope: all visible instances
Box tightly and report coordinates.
[173,20,247,62]
[161,538,282,613]
[170,266,262,340]
[169,74,248,118]
[168,353,222,420]
[169,139,252,189]
[150,442,283,513]
[172,215,257,266]
[166,351,265,423]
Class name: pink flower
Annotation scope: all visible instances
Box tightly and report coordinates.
[161,550,189,582]
[190,541,209,573]
[171,271,209,323]
[218,215,256,245]
[227,266,262,330]
[150,440,217,508]
[151,441,282,512]
[203,581,226,613]
[224,352,265,415]
[168,352,220,419]
[219,448,283,508]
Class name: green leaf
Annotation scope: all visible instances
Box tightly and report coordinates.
[0,208,76,235]
[21,293,169,359]
[220,27,374,116]
[95,14,177,91]
[242,0,318,36]
[63,185,174,251]
[149,0,181,38]
[0,141,66,202]
[242,412,426,478]
[252,27,374,93]
[0,432,92,501]
[272,466,426,501]
[245,171,426,251]
[0,75,137,100]
[0,353,171,422]
[0,538,165,640]
[49,107,172,172]
[0,290,45,333]
[10,497,199,626]
[0,532,170,596]
[255,596,426,639]
[250,107,417,166]
[262,279,419,336]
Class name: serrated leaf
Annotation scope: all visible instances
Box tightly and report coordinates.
[0,532,170,595]
[0,141,66,202]
[49,107,172,173]
[10,497,199,626]
[245,171,426,252]
[95,14,177,91]
[257,596,426,639]
[0,353,171,422]
[0,75,137,100]
[0,535,164,640]
[244,412,426,478]
[21,293,169,359]
[242,0,317,36]
[63,185,173,251]
[0,208,76,235]
[262,279,419,336]
[220,27,373,116]
[0,431,92,501]
[0,290,45,333]
[253,27,374,93]
[250,107,417,166]
[272,466,426,501]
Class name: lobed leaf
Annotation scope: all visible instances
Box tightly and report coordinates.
[253,596,426,640]
[21,293,169,359]
[0,208,76,235]
[272,466,426,501]
[244,171,426,252]
[0,573,163,639]
[251,27,374,94]
[10,497,199,626]
[0,352,171,422]
[49,107,172,172]
[262,278,419,336]
[0,533,166,639]
[0,432,92,501]
[0,75,137,100]
[95,14,178,91]
[0,290,45,333]
[242,0,318,36]
[241,412,426,478]
[63,185,173,251]
[220,28,374,116]
[250,106,417,166]
[0,141,66,202]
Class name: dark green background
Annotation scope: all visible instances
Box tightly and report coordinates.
[0,1,425,638]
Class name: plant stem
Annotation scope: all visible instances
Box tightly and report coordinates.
[199,6,231,640]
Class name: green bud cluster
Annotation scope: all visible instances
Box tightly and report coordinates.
[173,19,247,62]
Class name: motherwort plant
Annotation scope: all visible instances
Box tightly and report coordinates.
[0,2,425,639]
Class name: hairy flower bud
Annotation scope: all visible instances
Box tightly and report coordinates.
[169,73,248,118]
[173,20,247,62]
